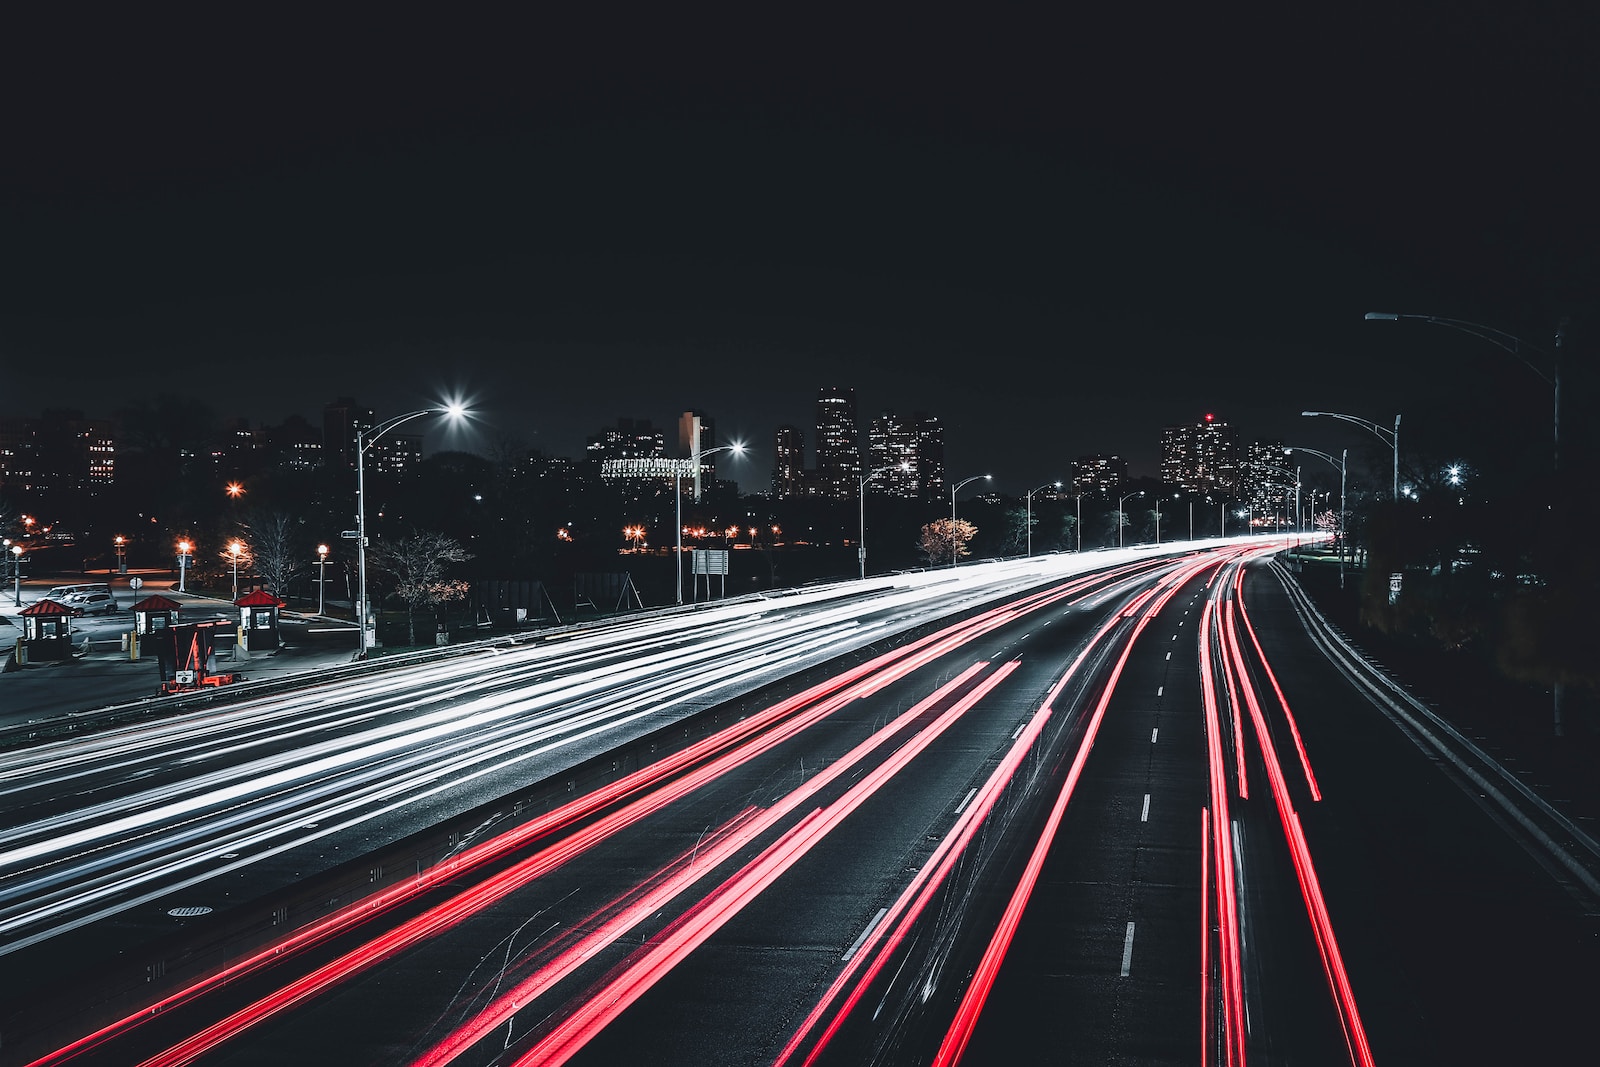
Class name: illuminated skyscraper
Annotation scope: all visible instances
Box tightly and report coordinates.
[772,424,805,499]
[815,387,862,500]
[913,412,947,504]
[1071,454,1128,496]
[867,410,919,498]
[1160,413,1241,496]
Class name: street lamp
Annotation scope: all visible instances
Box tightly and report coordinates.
[1025,481,1061,558]
[674,443,745,604]
[7,542,20,606]
[177,539,193,594]
[114,535,127,575]
[355,404,466,659]
[950,474,992,567]
[1066,492,1084,552]
[1366,311,1563,471]
[1290,446,1347,587]
[860,462,910,579]
[1153,492,1179,545]
[228,540,244,601]
[1117,490,1144,549]
[1302,410,1400,500]
[316,544,329,615]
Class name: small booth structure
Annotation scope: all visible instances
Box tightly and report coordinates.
[130,593,182,661]
[16,599,75,663]
[235,589,285,653]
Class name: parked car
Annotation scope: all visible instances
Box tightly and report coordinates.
[69,591,119,616]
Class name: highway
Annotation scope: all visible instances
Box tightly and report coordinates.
[3,541,1597,1065]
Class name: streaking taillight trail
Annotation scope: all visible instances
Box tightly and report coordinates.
[28,557,1179,1067]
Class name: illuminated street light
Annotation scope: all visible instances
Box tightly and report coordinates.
[225,481,245,500]
[114,534,127,575]
[355,403,467,659]
[1302,409,1400,500]
[1025,481,1061,558]
[1117,490,1144,549]
[674,440,745,604]
[177,539,193,594]
[7,542,20,606]
[860,462,911,579]
[1289,445,1348,588]
[228,540,244,601]
[950,474,992,567]
[316,544,329,616]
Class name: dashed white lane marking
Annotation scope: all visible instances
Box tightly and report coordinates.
[1157,685,1163,697]
[843,908,889,962]
[955,787,978,815]
[1121,921,1137,976]
[1151,728,1159,743]
[1141,793,1151,822]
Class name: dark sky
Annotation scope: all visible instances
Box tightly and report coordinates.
[5,8,1597,493]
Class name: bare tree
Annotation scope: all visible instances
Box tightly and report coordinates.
[918,517,977,567]
[368,530,474,645]
[240,509,307,597]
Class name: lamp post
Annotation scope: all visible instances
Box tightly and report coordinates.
[1366,311,1562,472]
[949,474,992,567]
[114,535,127,575]
[860,462,910,579]
[228,540,243,601]
[7,542,20,606]
[674,443,744,604]
[1302,410,1400,500]
[355,404,466,659]
[177,540,192,594]
[1117,490,1144,549]
[316,544,329,615]
[1153,492,1178,545]
[1025,481,1061,557]
[1059,491,1085,552]
[1367,311,1568,736]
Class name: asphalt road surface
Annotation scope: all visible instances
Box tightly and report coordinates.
[4,544,1597,1066]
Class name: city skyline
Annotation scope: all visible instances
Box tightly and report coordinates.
[4,10,1595,502]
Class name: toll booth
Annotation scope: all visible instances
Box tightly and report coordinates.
[152,619,242,692]
[132,593,181,636]
[234,589,285,652]
[129,593,181,661]
[17,599,75,663]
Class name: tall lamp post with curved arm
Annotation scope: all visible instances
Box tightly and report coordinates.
[675,443,744,604]
[1117,490,1144,549]
[355,404,466,659]
[1367,311,1569,736]
[1302,410,1399,500]
[1025,481,1061,557]
[949,474,992,567]
[859,462,910,579]
[1366,311,1563,472]
[1291,445,1348,587]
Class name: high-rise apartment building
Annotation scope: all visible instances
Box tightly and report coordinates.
[323,398,373,470]
[1244,440,1295,512]
[772,424,805,499]
[1160,414,1241,497]
[1071,454,1128,496]
[815,387,862,500]
[913,412,947,504]
[586,418,666,463]
[867,410,919,498]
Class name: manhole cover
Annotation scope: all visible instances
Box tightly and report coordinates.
[167,905,214,917]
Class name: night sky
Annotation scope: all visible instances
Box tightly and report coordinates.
[5,9,1597,494]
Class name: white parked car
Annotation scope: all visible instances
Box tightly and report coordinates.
[69,591,120,616]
